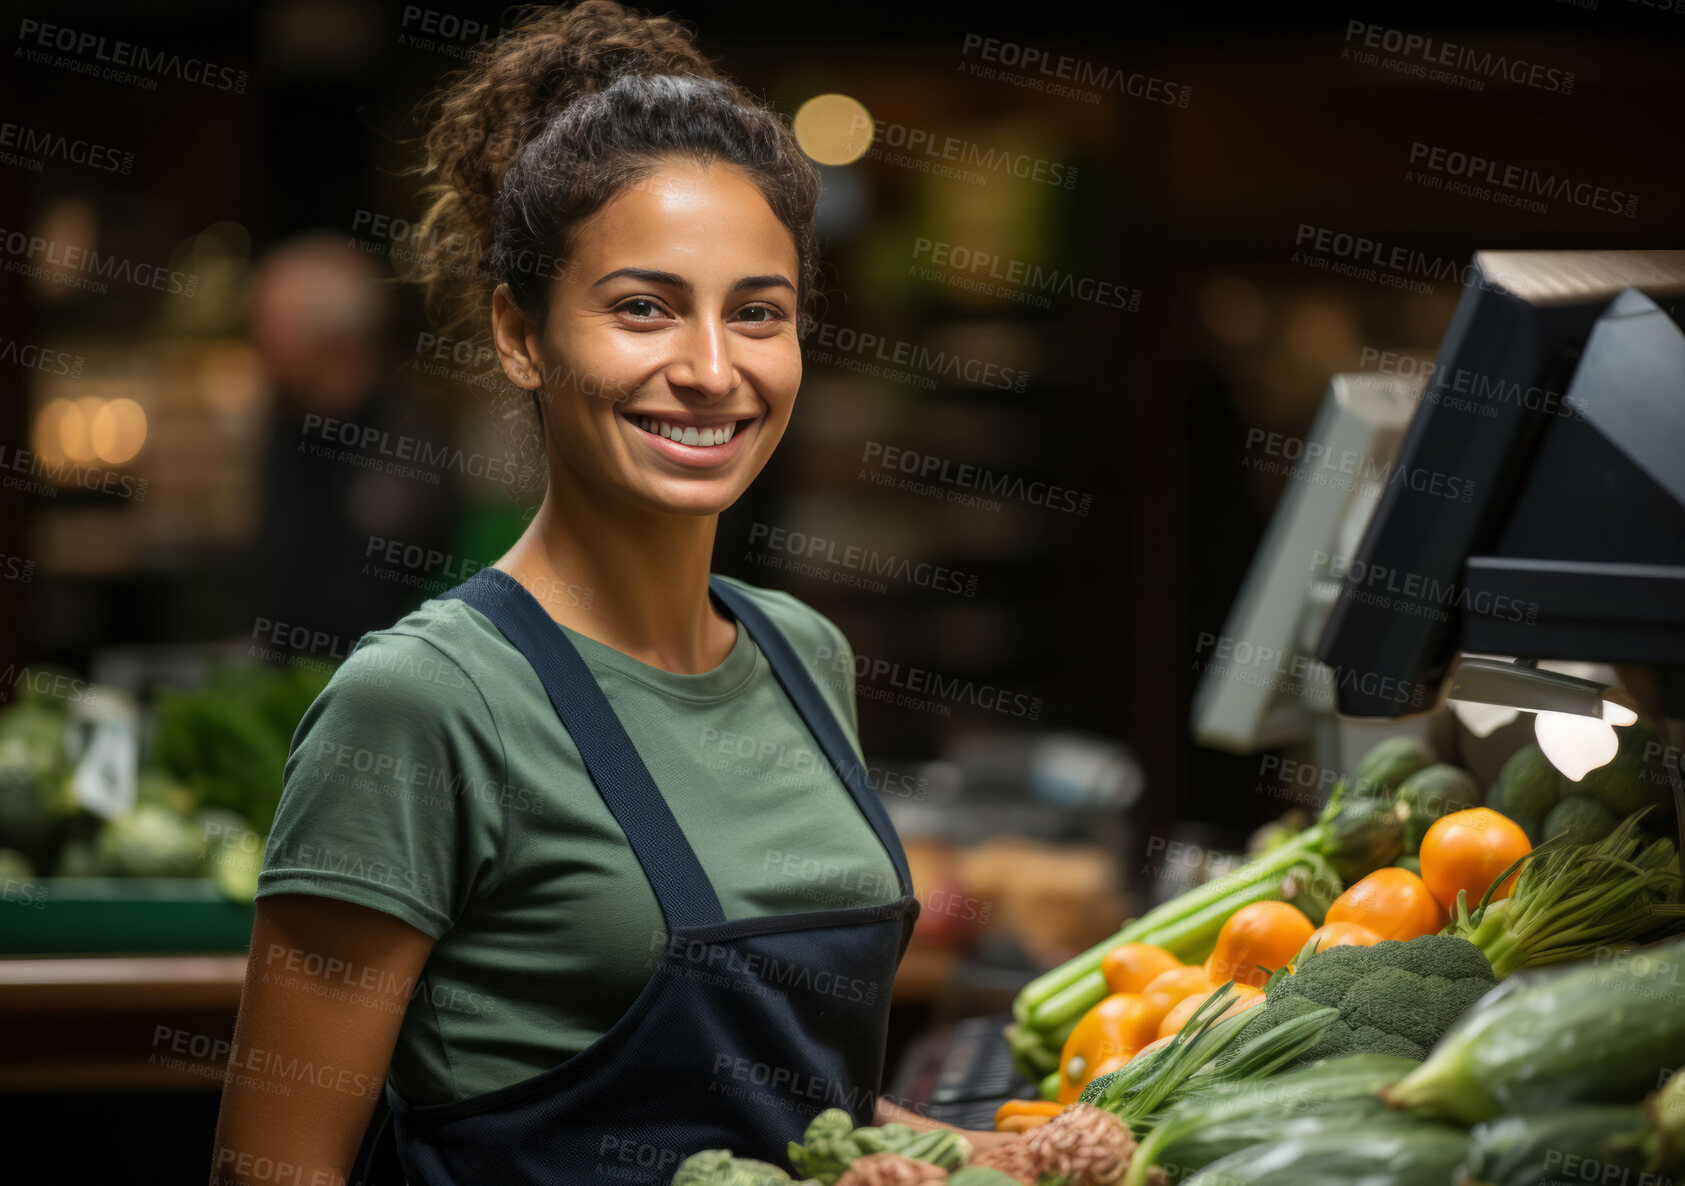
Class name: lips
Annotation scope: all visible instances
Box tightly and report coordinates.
[623,412,754,447]
[619,410,757,466]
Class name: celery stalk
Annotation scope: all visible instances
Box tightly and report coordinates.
[1017,826,1325,1024]
[1025,851,1335,1033]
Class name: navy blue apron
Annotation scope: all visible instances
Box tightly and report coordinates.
[384,566,921,1184]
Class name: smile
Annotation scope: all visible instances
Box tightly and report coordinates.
[619,410,758,467]
[626,414,752,448]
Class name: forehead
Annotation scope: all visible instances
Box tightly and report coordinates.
[569,159,797,276]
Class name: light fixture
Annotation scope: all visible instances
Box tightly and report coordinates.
[1445,655,1637,780]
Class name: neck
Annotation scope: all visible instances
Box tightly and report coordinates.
[495,469,728,675]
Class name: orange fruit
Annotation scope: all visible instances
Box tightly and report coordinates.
[1057,992,1162,1103]
[1420,807,1533,911]
[1155,983,1263,1040]
[1326,867,1446,941]
[1100,943,1183,995]
[1138,965,1214,1028]
[1204,901,1316,989]
[1305,920,1383,955]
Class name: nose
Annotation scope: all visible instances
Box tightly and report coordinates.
[663,315,739,400]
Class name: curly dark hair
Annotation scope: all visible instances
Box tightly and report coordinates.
[403,0,821,368]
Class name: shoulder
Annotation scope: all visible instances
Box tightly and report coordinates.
[288,597,503,758]
[713,573,853,666]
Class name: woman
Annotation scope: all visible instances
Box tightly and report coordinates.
[210,3,1016,1181]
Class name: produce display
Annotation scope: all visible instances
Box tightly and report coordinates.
[672,1106,1134,1184]
[1216,935,1495,1066]
[0,661,331,902]
[889,732,1685,1186]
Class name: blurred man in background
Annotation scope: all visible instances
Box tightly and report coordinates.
[246,232,460,659]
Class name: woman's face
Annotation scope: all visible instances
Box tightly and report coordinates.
[504,158,802,519]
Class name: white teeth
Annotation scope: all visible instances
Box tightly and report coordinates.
[631,415,739,447]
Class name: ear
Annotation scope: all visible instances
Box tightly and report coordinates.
[491,284,544,391]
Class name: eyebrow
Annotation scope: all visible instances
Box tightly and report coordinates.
[590,266,795,295]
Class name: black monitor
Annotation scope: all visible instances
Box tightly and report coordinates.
[1314,250,1685,718]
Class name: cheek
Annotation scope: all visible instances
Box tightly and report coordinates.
[547,331,654,409]
[763,342,803,404]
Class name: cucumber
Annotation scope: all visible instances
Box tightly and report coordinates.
[1389,938,1685,1124]
[1463,1107,1650,1186]
[1182,1120,1469,1186]
[1125,1055,1419,1186]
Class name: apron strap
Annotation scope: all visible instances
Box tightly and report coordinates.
[707,576,915,899]
[436,567,727,930]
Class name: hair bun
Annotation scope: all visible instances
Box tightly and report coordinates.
[403,0,722,339]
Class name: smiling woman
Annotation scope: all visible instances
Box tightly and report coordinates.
[208,3,1011,1185]
[490,158,803,525]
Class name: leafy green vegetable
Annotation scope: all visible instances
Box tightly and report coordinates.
[148,662,332,834]
[93,803,205,877]
[785,1109,968,1182]
[1449,810,1685,978]
[670,1149,805,1185]
[0,696,76,867]
[1080,977,1339,1123]
[1222,935,1494,1067]
[0,847,35,880]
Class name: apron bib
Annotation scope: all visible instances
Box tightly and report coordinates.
[384,567,920,1184]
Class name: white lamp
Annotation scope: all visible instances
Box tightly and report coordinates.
[1445,655,1636,780]
[1535,699,1639,782]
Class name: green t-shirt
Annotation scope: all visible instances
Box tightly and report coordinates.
[254,573,902,1105]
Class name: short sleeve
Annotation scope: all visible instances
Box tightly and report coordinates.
[256,631,507,939]
[828,621,861,742]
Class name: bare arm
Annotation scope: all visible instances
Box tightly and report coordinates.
[210,894,437,1186]
[873,1096,1021,1152]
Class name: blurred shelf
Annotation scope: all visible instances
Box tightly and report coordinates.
[0,954,246,1014]
[0,954,246,1092]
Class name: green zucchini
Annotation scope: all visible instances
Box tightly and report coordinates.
[1123,1054,1420,1186]
[1388,938,1685,1124]
[1182,1120,1469,1186]
[1462,1107,1650,1186]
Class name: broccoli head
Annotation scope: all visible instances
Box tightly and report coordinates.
[1225,934,1495,1069]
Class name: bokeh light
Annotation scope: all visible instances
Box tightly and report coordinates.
[792,93,874,166]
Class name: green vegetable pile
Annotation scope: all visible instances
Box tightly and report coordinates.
[1223,934,1496,1066]
[0,669,81,873]
[785,1109,969,1181]
[1485,729,1678,848]
[1078,975,1339,1120]
[670,1111,971,1185]
[1373,936,1685,1185]
[0,660,332,901]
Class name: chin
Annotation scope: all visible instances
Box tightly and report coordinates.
[642,485,746,518]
